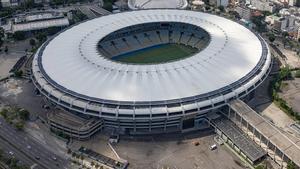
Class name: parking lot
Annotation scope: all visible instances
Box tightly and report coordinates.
[73,130,246,169]
[0,40,30,79]
[112,131,247,169]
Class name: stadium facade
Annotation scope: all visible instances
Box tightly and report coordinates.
[32,9,272,134]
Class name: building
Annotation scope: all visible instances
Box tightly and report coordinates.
[1,0,19,7]
[209,0,229,6]
[128,0,188,9]
[249,0,276,12]
[31,9,271,135]
[289,0,297,6]
[236,5,252,20]
[47,111,103,140]
[265,15,288,32]
[217,0,229,6]
[8,12,69,33]
[297,26,300,39]
[266,8,300,38]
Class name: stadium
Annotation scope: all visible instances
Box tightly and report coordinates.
[32,9,272,134]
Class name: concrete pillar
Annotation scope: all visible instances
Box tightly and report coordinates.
[164,119,167,131]
[259,133,262,146]
[240,116,243,128]
[234,111,237,122]
[280,153,285,166]
[273,146,277,160]
[266,139,270,152]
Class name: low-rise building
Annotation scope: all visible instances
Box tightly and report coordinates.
[47,111,103,140]
[265,15,291,32]
[1,0,19,7]
[236,5,252,20]
[209,0,229,6]
[249,0,276,12]
[8,12,70,33]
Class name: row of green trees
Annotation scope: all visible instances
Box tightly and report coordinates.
[102,0,116,12]
[255,160,296,169]
[0,107,30,130]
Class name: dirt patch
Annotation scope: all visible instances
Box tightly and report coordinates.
[279,78,300,114]
[1,78,23,97]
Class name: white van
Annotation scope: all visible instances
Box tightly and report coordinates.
[210,144,217,150]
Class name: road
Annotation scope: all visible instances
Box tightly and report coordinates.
[0,118,70,169]
[0,136,37,167]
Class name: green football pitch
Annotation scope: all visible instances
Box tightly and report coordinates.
[113,43,198,64]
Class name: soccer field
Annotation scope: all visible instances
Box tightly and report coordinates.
[113,43,198,64]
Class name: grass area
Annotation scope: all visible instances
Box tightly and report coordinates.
[113,43,198,64]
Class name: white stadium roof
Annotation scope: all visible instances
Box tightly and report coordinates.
[34,9,270,104]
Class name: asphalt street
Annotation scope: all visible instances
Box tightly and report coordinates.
[0,118,70,169]
[0,136,37,168]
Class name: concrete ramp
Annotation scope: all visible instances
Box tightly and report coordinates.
[228,99,300,168]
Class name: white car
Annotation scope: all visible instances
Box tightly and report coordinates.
[109,135,119,144]
[210,144,217,150]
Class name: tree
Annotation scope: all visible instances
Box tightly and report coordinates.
[14,70,23,77]
[287,160,296,169]
[4,46,8,53]
[251,15,267,33]
[218,5,225,12]
[0,38,3,48]
[13,31,26,41]
[90,161,95,167]
[295,70,300,78]
[0,148,3,160]
[262,11,272,16]
[255,165,267,169]
[268,33,276,42]
[72,152,76,158]
[282,31,289,38]
[35,32,47,44]
[279,66,291,80]
[19,109,30,120]
[103,0,116,12]
[46,27,61,36]
[0,27,4,47]
[29,39,36,48]
[14,121,24,130]
[0,108,8,118]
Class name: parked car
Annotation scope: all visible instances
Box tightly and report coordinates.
[210,144,217,150]
[109,134,119,144]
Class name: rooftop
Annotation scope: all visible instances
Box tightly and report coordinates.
[34,9,269,103]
